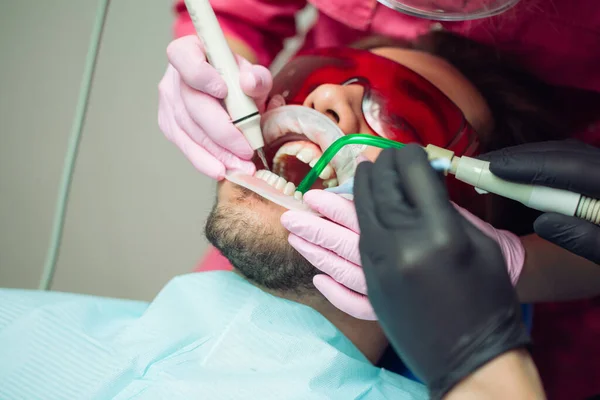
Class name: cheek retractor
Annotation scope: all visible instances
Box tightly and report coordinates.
[226,106,363,212]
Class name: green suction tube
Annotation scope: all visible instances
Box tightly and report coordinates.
[296,134,405,194]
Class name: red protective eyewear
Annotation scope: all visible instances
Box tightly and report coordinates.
[269,47,479,157]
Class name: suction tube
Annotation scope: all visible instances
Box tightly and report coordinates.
[297,134,405,193]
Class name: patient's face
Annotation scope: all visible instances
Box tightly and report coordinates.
[205,47,491,292]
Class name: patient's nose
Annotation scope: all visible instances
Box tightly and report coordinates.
[303,84,362,134]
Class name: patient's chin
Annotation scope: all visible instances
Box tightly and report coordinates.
[205,196,318,293]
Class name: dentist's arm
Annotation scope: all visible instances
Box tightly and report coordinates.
[354,145,543,399]
[445,349,543,400]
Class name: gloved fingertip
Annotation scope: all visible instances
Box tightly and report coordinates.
[287,232,301,247]
[532,213,565,240]
[280,212,304,230]
[313,274,333,292]
[313,275,377,321]
[280,212,293,228]
[240,71,257,93]
[239,66,272,98]
[487,154,515,177]
[211,162,227,180]
[251,65,272,91]
[202,164,226,181]
[533,213,551,227]
[304,189,349,210]
[287,234,314,257]
[228,160,256,177]
[301,190,322,203]
[223,141,255,164]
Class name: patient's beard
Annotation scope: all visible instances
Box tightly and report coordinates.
[204,200,319,293]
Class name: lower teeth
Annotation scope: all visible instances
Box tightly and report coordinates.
[323,178,338,188]
[255,170,301,198]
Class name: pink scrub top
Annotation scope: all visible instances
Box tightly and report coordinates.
[174,0,600,95]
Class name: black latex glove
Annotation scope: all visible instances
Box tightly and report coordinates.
[481,140,600,264]
[354,145,530,399]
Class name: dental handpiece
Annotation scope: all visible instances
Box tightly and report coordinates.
[184,0,269,170]
[425,145,600,225]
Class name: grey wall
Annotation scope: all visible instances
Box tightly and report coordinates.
[0,1,315,301]
[0,1,214,301]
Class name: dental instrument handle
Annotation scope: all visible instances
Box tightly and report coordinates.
[184,0,268,169]
[443,152,600,225]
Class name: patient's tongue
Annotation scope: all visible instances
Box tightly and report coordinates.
[273,155,313,186]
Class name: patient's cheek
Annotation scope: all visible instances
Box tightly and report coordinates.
[363,147,382,162]
[217,180,235,202]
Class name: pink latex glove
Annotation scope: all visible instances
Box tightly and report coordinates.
[281,190,376,320]
[158,35,273,180]
[453,204,525,285]
[281,190,525,321]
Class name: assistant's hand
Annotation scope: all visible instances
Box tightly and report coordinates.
[354,145,530,398]
[158,35,272,180]
[281,190,376,320]
[281,190,525,321]
[482,140,600,264]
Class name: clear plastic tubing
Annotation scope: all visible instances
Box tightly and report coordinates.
[297,134,405,193]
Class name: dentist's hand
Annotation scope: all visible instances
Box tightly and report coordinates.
[158,35,272,180]
[354,146,530,398]
[482,140,600,264]
[281,190,376,320]
[281,189,525,321]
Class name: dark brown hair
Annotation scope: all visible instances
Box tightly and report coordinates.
[353,32,600,233]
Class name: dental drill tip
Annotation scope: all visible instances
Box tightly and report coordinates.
[256,148,270,171]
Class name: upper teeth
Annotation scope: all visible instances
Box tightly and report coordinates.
[261,105,361,187]
[309,158,335,181]
[273,140,338,182]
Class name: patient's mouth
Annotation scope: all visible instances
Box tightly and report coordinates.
[273,141,338,188]
[253,106,359,201]
[257,137,340,200]
[226,106,360,213]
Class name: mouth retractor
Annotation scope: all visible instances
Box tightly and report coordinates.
[226,106,364,212]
